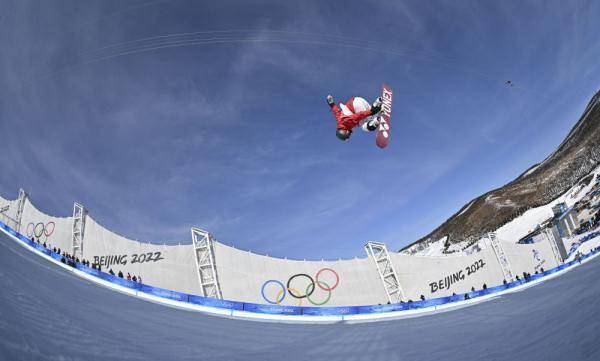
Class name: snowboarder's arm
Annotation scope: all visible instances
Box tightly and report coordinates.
[330,103,343,122]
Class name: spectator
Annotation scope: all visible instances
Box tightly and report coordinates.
[109,269,115,276]
[420,295,425,301]
[482,283,487,290]
[91,264,96,270]
[471,286,475,292]
[126,273,132,281]
[43,242,47,248]
[138,276,142,284]
[118,271,123,278]
[53,247,57,253]
[503,279,507,285]
[132,275,137,282]
[97,264,102,272]
[76,258,80,263]
[61,257,66,264]
[464,294,470,300]
[516,275,521,281]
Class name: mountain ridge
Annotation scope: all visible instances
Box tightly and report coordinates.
[402,89,600,254]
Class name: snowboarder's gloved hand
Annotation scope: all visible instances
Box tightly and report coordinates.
[327,95,335,108]
[370,97,382,115]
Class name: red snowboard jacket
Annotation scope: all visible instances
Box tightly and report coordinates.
[330,97,374,131]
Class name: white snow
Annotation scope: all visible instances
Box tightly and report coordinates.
[522,164,540,178]
[409,234,488,257]
[457,201,474,217]
[411,236,446,257]
[413,164,600,256]
[495,165,600,243]
[564,227,600,262]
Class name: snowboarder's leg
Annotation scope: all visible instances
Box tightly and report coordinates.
[371,97,382,114]
[360,116,380,132]
[339,110,374,130]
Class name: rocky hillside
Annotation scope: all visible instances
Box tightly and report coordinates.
[402,90,600,254]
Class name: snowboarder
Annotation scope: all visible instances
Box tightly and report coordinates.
[327,95,382,141]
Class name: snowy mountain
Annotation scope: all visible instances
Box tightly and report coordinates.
[402,89,600,254]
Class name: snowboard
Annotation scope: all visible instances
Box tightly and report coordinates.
[375,84,393,149]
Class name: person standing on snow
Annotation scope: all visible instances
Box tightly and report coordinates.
[327,95,382,141]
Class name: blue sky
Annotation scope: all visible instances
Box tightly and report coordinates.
[1,0,599,259]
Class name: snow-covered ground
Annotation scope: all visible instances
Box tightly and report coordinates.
[457,201,474,217]
[411,164,600,257]
[563,227,600,261]
[4,230,600,360]
[495,164,600,243]
[522,164,541,178]
[410,236,446,257]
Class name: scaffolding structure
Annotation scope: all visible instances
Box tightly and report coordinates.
[487,232,515,282]
[15,189,27,232]
[72,203,87,259]
[191,227,222,299]
[365,241,406,304]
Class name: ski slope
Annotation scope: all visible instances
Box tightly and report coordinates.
[1,232,600,361]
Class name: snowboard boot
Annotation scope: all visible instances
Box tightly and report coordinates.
[370,97,382,115]
[326,95,335,108]
[366,117,380,131]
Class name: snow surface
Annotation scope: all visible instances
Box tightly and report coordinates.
[412,164,600,257]
[457,200,474,217]
[2,232,600,361]
[563,227,600,261]
[448,237,488,254]
[409,236,446,257]
[496,164,600,243]
[522,164,541,178]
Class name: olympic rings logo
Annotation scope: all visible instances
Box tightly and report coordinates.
[26,222,55,240]
[261,268,340,306]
